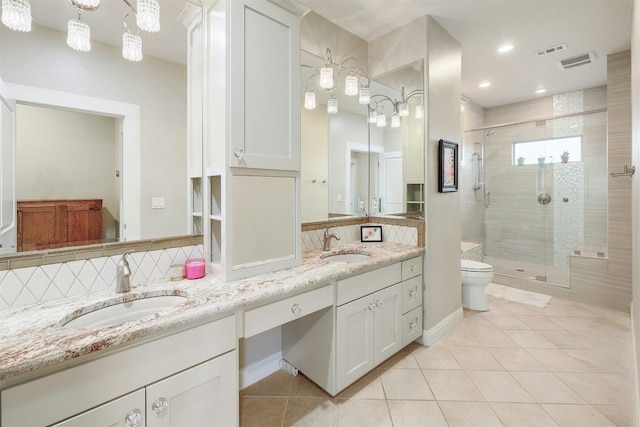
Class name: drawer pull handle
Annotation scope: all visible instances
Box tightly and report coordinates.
[409,289,417,298]
[291,303,302,316]
[125,409,143,427]
[152,397,169,417]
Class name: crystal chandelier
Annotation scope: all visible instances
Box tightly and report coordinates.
[67,10,91,52]
[2,0,159,61]
[136,0,159,33]
[1,0,31,32]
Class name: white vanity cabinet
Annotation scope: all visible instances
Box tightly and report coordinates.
[282,256,423,396]
[181,0,302,283]
[1,316,238,427]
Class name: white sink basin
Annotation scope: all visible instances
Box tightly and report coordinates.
[62,295,188,329]
[321,252,371,262]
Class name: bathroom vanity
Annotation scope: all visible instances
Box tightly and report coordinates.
[0,243,423,427]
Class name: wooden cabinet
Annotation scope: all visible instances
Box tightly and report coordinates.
[283,257,423,396]
[1,316,237,427]
[17,199,102,251]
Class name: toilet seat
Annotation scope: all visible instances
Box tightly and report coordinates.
[461,260,493,272]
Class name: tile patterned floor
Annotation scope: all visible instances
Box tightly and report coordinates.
[240,295,634,426]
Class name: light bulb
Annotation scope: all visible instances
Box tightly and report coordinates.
[415,104,424,119]
[137,0,160,33]
[122,31,143,62]
[1,0,31,32]
[304,91,316,110]
[398,101,409,117]
[368,109,377,124]
[67,18,91,52]
[359,85,370,105]
[345,74,358,96]
[391,113,400,128]
[376,113,386,127]
[327,96,338,114]
[319,66,333,89]
[73,0,100,8]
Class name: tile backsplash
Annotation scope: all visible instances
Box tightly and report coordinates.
[0,245,203,310]
[301,221,421,251]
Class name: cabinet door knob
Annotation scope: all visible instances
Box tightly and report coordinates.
[409,321,417,331]
[410,265,417,272]
[409,289,417,298]
[124,409,143,427]
[152,397,169,417]
[375,300,383,309]
[291,303,302,316]
[368,303,376,311]
[234,148,245,159]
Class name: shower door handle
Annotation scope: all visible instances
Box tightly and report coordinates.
[485,192,491,208]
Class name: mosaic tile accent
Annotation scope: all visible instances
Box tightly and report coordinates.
[460,242,484,261]
[553,91,583,137]
[553,163,584,267]
[0,245,204,310]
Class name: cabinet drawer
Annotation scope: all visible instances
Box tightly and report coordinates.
[244,285,333,338]
[402,306,423,347]
[401,257,422,280]
[337,263,402,306]
[402,275,422,314]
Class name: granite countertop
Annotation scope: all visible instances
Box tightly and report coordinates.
[0,243,423,384]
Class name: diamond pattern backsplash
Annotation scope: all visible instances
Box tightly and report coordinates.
[0,245,204,310]
[301,224,418,252]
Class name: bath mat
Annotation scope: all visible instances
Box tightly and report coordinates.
[485,283,551,308]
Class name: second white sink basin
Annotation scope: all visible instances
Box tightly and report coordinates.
[62,295,188,329]
[321,252,371,262]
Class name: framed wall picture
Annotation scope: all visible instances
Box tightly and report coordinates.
[361,225,382,242]
[438,139,459,193]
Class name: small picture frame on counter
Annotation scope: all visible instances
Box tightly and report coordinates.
[361,225,382,242]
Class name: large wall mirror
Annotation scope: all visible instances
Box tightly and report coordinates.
[300,50,424,223]
[0,0,198,256]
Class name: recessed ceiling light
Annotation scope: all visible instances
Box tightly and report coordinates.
[535,88,547,94]
[478,82,491,88]
[498,44,514,53]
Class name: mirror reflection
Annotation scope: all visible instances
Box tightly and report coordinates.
[300,50,424,222]
[0,1,193,254]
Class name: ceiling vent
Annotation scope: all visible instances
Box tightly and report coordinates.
[558,51,596,69]
[536,43,567,56]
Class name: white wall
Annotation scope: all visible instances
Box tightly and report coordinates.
[0,24,188,240]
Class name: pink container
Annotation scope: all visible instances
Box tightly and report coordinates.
[185,258,205,280]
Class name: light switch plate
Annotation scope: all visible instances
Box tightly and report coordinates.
[152,197,165,209]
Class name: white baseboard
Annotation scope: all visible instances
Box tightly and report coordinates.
[631,303,639,427]
[239,351,282,390]
[419,306,464,346]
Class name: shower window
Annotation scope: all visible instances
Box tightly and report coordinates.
[512,136,582,165]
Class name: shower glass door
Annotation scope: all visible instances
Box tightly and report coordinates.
[475,110,607,288]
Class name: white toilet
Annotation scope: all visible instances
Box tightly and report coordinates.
[461,259,493,311]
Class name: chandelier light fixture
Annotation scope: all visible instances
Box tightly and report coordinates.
[2,0,159,61]
[369,86,424,128]
[302,48,371,111]
[1,0,31,32]
[67,10,91,52]
[136,0,159,33]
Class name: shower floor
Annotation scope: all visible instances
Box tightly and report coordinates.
[483,255,569,287]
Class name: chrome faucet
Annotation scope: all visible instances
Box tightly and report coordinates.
[116,250,134,293]
[323,227,340,251]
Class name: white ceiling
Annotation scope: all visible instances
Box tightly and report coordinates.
[24,0,632,109]
[294,0,632,108]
